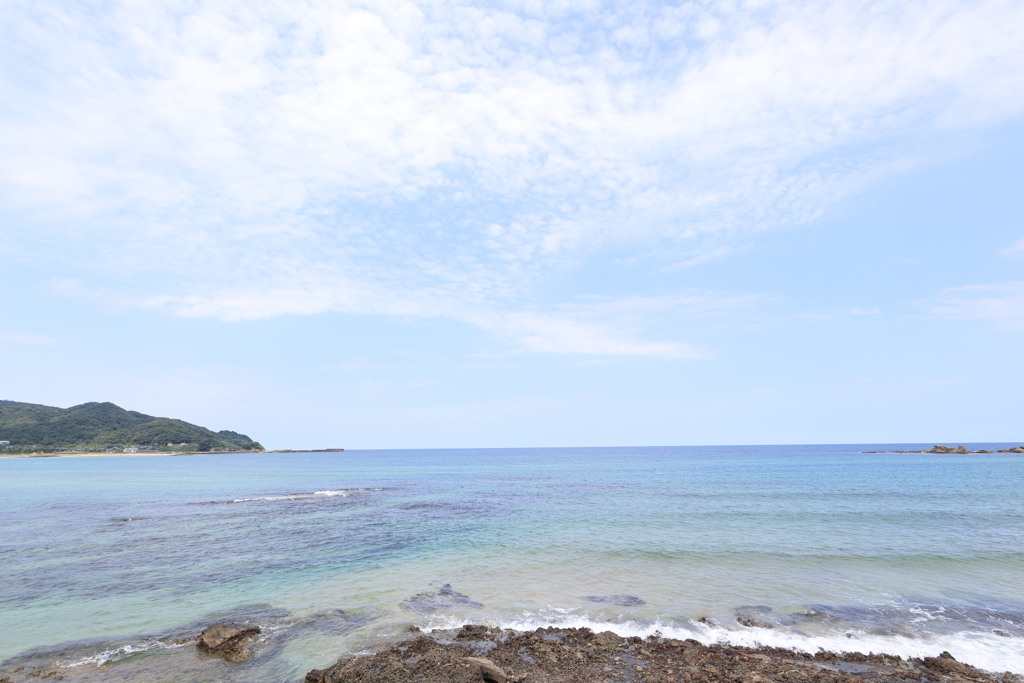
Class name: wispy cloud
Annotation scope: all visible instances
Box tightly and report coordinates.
[929,283,1024,327]
[328,361,399,371]
[53,276,747,356]
[484,311,710,359]
[1001,236,1024,256]
[0,333,58,346]
[468,293,758,358]
[7,0,1024,353]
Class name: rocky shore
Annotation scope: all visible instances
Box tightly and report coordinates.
[2,621,1021,683]
[304,625,1021,683]
[863,445,1024,454]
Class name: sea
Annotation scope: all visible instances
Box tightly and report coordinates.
[2,444,1023,681]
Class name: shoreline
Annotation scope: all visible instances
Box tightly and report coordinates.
[304,625,1021,683]
[2,624,1019,683]
[2,446,1020,681]
[0,448,343,459]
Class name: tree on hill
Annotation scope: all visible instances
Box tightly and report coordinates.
[0,401,263,451]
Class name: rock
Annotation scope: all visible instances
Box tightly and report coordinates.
[868,444,1024,454]
[462,657,506,683]
[592,631,623,646]
[923,651,977,677]
[302,626,1012,683]
[196,623,261,662]
[456,624,496,641]
[737,616,773,629]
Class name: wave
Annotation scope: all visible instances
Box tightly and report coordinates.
[411,610,1024,675]
[203,488,384,503]
[60,639,189,668]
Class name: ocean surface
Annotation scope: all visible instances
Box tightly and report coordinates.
[2,444,1023,681]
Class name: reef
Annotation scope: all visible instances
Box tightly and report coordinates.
[863,445,1024,454]
[304,625,1022,683]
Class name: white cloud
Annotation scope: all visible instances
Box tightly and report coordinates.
[485,311,709,359]
[6,0,1024,352]
[52,274,747,356]
[468,293,758,358]
[929,283,1024,327]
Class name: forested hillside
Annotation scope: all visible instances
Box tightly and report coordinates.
[0,400,263,451]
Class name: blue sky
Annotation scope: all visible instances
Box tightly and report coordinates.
[2,0,1023,448]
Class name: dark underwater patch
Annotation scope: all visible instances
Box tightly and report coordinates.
[401,584,483,613]
[582,594,646,606]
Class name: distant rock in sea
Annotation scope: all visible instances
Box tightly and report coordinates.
[864,444,1024,454]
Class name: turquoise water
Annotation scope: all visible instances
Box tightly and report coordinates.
[2,445,1024,680]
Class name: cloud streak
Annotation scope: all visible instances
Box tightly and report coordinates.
[0,333,58,346]
[929,282,1024,327]
[929,283,1024,328]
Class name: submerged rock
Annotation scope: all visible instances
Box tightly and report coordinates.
[583,594,646,606]
[400,583,483,613]
[196,623,261,662]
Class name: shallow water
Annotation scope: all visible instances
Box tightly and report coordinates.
[2,445,1023,680]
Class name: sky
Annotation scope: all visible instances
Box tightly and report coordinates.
[2,0,1023,449]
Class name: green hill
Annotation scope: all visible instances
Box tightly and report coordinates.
[0,400,263,452]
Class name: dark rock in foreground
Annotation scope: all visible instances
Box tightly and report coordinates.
[304,625,1022,683]
[196,622,261,662]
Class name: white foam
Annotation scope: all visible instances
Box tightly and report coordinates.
[415,612,1024,674]
[688,623,1024,675]
[228,487,381,502]
[62,640,187,667]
